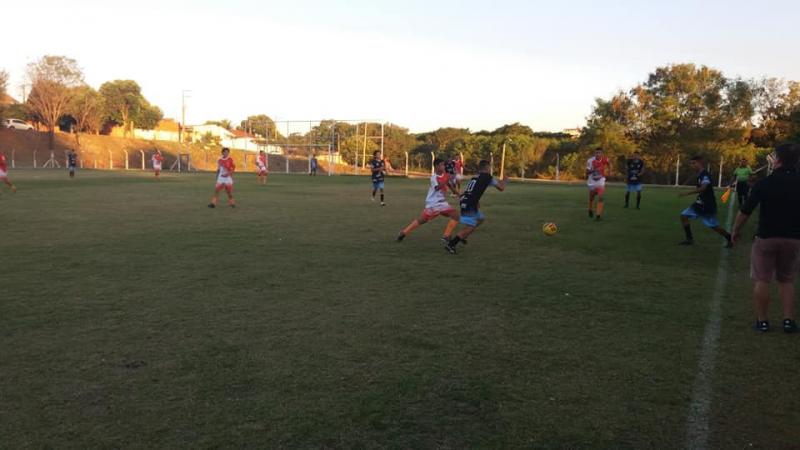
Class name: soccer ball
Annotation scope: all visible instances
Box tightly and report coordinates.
[542,222,558,236]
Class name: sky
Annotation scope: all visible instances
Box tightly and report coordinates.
[1,0,799,133]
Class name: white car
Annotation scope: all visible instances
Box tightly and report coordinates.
[2,118,34,130]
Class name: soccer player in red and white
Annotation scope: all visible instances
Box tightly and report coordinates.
[0,153,18,193]
[397,158,460,243]
[151,150,164,179]
[454,154,464,191]
[586,147,611,220]
[256,150,268,185]
[208,147,236,208]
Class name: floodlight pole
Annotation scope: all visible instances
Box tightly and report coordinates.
[404,151,409,177]
[380,123,384,158]
[675,156,680,186]
[718,157,724,187]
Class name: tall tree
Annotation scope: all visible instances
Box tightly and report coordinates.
[25,56,84,148]
[239,114,277,137]
[100,80,160,135]
[67,86,105,147]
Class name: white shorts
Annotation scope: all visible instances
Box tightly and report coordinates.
[153,164,162,171]
[587,177,606,190]
[216,175,233,186]
[0,169,7,178]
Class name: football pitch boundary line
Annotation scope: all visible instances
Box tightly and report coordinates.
[684,198,737,449]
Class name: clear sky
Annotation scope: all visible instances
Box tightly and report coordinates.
[1,0,798,133]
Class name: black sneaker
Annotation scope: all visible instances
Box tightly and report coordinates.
[207,203,215,208]
[783,319,798,333]
[445,243,457,254]
[596,215,602,221]
[724,239,733,249]
[624,204,629,209]
[754,320,770,332]
[440,236,448,244]
[229,204,236,208]
[678,239,694,246]
[588,210,594,218]
[397,232,406,242]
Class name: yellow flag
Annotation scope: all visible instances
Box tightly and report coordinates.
[721,187,732,204]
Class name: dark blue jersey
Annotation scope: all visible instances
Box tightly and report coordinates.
[444,160,456,175]
[459,172,497,212]
[692,170,717,215]
[369,158,385,182]
[67,153,77,167]
[627,159,644,184]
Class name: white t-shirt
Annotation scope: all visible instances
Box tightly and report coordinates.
[425,173,452,209]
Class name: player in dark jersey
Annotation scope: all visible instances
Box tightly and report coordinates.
[67,149,78,179]
[678,155,732,247]
[369,150,386,206]
[444,157,457,197]
[625,152,645,209]
[445,159,507,254]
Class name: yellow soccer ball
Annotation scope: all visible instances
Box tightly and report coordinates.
[542,222,558,236]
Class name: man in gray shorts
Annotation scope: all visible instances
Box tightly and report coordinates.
[732,143,800,333]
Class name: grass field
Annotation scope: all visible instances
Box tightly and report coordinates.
[2,169,798,448]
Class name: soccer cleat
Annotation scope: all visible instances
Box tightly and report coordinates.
[371,196,375,202]
[229,204,236,208]
[624,204,629,208]
[678,239,694,246]
[397,232,406,242]
[754,320,770,332]
[588,210,594,218]
[724,240,733,249]
[207,203,215,208]
[440,236,448,243]
[380,202,386,207]
[783,319,798,333]
[445,243,457,254]
[595,215,602,221]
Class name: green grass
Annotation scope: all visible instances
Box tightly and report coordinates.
[1,169,798,448]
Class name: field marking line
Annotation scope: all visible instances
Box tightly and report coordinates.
[684,198,737,450]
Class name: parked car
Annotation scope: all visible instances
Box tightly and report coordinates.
[2,118,34,130]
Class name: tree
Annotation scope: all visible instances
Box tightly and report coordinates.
[0,69,8,98]
[205,119,232,130]
[99,80,162,135]
[239,114,277,137]
[67,86,105,137]
[25,56,84,148]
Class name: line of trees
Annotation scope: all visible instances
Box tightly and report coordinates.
[0,55,163,149]
[5,59,798,180]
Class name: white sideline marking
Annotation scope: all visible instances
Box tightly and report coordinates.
[685,199,737,449]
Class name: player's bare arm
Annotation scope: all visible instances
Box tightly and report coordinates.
[730,211,751,244]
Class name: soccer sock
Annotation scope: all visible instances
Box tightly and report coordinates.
[380,193,384,202]
[625,192,630,206]
[636,193,641,208]
[683,225,693,241]
[443,219,458,238]
[372,190,376,198]
[403,220,420,235]
[597,201,604,217]
[449,236,462,247]
[588,198,593,212]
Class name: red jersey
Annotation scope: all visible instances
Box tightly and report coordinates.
[218,156,236,177]
[587,156,610,180]
[454,159,463,174]
[0,154,7,172]
[257,154,267,168]
[153,154,164,163]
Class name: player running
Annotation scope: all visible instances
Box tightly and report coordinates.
[151,149,164,179]
[256,150,268,185]
[625,151,645,209]
[445,156,458,197]
[586,147,610,220]
[445,159,507,254]
[67,149,78,179]
[678,155,732,247]
[0,152,18,194]
[208,147,236,208]
[396,158,460,243]
[369,150,386,206]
